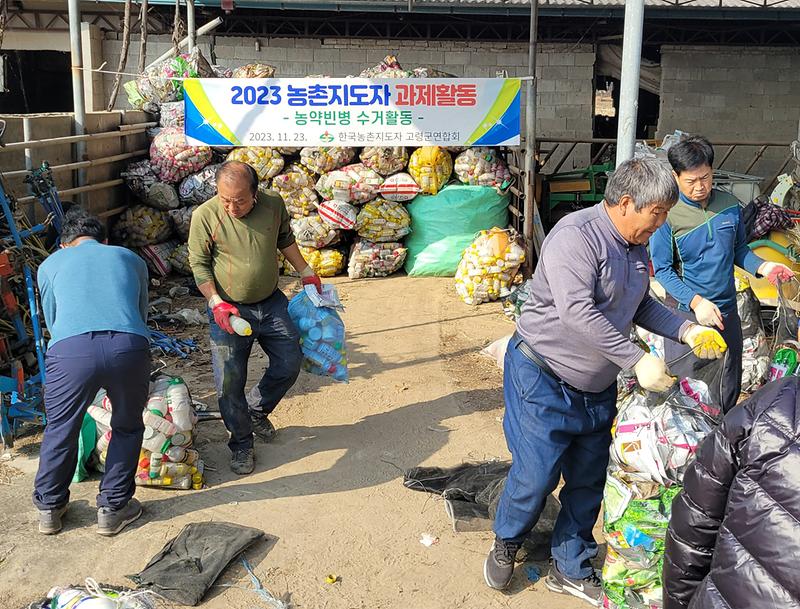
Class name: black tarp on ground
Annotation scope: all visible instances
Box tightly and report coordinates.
[127,521,265,606]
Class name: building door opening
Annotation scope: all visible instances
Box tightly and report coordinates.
[0,50,72,114]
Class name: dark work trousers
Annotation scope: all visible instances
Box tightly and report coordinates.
[663,307,743,413]
[33,331,151,511]
[493,335,617,579]
[209,289,303,453]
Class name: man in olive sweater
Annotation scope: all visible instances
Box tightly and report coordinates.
[188,161,320,474]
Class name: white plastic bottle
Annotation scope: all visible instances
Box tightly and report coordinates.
[230,315,252,337]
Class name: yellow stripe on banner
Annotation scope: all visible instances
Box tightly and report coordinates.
[184,79,242,146]
[464,79,521,146]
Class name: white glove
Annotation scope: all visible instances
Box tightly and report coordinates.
[758,261,795,286]
[634,353,676,393]
[681,324,727,360]
[691,297,724,329]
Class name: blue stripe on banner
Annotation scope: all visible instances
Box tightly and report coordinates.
[184,94,235,146]
[473,90,521,146]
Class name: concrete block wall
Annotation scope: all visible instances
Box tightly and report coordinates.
[658,45,800,184]
[102,34,596,168]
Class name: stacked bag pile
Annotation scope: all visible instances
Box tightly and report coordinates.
[601,376,722,608]
[115,53,513,283]
[87,376,204,490]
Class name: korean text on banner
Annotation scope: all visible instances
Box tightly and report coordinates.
[183,78,521,148]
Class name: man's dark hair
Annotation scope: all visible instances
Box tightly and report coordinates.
[61,206,106,244]
[667,135,715,174]
[216,160,259,194]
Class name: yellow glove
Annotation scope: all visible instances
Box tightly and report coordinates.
[682,324,727,359]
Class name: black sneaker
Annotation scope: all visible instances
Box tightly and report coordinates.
[483,536,522,590]
[97,498,143,536]
[231,448,255,475]
[545,565,603,607]
[38,504,68,535]
[250,413,276,443]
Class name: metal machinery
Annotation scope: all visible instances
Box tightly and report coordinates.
[0,120,64,448]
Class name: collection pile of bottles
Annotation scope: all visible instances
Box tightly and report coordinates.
[288,291,349,382]
[88,376,204,490]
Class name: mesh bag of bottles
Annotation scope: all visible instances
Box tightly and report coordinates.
[121,160,181,211]
[277,147,300,155]
[272,168,319,218]
[231,63,277,78]
[113,205,174,247]
[226,147,285,181]
[283,246,346,278]
[300,147,356,174]
[455,228,526,305]
[408,146,453,195]
[358,55,414,78]
[126,50,214,111]
[315,163,384,204]
[348,239,407,279]
[178,164,219,205]
[150,127,213,184]
[360,146,409,177]
[87,377,205,490]
[169,243,192,276]
[501,281,530,322]
[735,274,769,391]
[287,286,348,382]
[291,214,341,248]
[355,199,411,242]
[454,147,512,188]
[168,206,197,241]
[318,199,358,231]
[137,240,179,277]
[412,66,456,78]
[159,101,185,128]
[380,172,421,202]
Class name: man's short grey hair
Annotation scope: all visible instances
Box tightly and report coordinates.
[604,157,679,211]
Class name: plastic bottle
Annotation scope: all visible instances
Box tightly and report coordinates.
[88,405,112,428]
[165,446,200,464]
[149,452,163,479]
[166,380,194,432]
[230,315,252,336]
[141,427,171,454]
[137,475,174,487]
[143,411,177,437]
[318,342,344,363]
[146,394,168,417]
[160,462,195,478]
[96,430,112,454]
[170,431,192,447]
[622,524,657,552]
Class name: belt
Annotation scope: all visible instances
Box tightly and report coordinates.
[513,333,581,393]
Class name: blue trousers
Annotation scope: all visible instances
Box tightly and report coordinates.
[493,336,616,579]
[209,289,303,452]
[33,332,151,511]
[664,308,742,413]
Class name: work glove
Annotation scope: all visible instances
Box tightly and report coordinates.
[634,353,676,393]
[758,261,795,286]
[209,295,239,335]
[681,324,727,360]
[691,297,724,330]
[300,265,323,294]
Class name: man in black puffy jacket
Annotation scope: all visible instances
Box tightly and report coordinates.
[662,376,800,609]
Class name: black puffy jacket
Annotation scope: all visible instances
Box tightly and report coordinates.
[663,376,800,609]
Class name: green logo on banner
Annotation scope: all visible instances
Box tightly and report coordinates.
[319,131,334,143]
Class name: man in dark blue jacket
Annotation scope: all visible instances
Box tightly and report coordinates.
[649,135,793,411]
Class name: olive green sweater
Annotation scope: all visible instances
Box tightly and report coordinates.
[188,191,295,304]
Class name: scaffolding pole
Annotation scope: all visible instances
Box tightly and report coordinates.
[187,0,196,52]
[67,0,87,195]
[523,0,545,266]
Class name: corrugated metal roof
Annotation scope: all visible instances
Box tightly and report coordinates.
[148,0,800,8]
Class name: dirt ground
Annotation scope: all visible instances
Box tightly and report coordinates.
[0,275,593,609]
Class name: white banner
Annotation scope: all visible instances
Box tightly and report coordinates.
[183,78,521,147]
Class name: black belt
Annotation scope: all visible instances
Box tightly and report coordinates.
[513,333,581,393]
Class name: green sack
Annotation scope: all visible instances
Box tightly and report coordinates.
[404,185,510,277]
[72,413,97,483]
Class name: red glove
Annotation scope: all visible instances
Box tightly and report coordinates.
[761,261,795,286]
[302,274,323,294]
[212,301,239,334]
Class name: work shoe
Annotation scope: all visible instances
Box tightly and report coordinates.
[484,536,522,590]
[231,448,255,475]
[97,498,143,536]
[38,505,68,535]
[545,565,603,607]
[250,413,277,443]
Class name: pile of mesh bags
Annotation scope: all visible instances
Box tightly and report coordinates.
[455,228,525,305]
[601,377,722,609]
[150,127,213,184]
[87,376,204,490]
[454,147,511,188]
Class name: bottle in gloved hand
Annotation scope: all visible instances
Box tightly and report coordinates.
[230,315,252,337]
